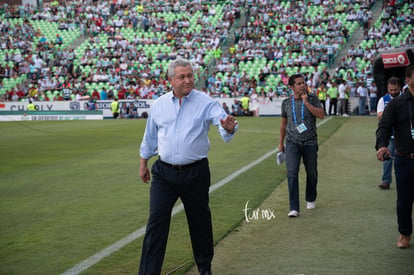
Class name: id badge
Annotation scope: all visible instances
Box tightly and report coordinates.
[296,123,307,133]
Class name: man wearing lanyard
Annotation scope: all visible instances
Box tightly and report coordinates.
[139,58,238,274]
[376,64,414,249]
[279,74,325,217]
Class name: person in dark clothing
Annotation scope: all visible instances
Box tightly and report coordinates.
[376,64,414,249]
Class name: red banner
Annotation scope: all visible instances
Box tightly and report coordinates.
[381,51,410,69]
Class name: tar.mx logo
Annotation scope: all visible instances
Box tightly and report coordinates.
[243,200,276,223]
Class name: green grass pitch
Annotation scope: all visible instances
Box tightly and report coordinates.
[3,117,412,275]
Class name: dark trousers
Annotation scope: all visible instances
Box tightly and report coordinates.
[320,100,327,115]
[339,98,347,115]
[138,158,213,275]
[329,98,338,115]
[395,155,414,236]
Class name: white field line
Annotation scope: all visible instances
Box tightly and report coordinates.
[61,116,332,275]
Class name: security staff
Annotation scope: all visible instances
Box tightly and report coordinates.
[111,97,120,119]
[317,82,327,115]
[27,100,36,111]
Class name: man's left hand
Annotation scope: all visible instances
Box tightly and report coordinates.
[220,115,238,133]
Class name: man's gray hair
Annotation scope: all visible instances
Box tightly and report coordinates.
[167,58,194,78]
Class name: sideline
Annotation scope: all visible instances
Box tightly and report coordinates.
[61,117,333,275]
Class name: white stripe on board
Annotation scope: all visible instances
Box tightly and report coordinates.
[61,117,332,275]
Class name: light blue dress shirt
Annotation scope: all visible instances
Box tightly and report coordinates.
[140,90,237,165]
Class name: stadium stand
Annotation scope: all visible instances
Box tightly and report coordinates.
[0,0,413,105]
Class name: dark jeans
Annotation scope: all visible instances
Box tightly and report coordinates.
[285,140,319,212]
[382,138,395,184]
[359,96,367,115]
[395,155,414,236]
[139,158,213,275]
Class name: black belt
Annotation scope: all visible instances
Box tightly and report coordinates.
[396,151,414,159]
[159,158,204,170]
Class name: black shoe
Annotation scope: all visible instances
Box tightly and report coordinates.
[379,182,390,189]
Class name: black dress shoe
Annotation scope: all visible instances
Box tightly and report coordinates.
[201,271,212,275]
[379,182,390,189]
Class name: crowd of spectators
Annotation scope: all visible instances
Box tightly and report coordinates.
[0,0,241,102]
[338,1,414,100]
[208,0,413,110]
[0,0,413,108]
[209,0,376,97]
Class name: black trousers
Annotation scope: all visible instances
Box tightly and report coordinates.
[320,100,327,115]
[395,155,414,236]
[329,98,338,115]
[138,158,213,275]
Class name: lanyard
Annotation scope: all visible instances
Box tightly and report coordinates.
[292,96,304,126]
[409,101,413,129]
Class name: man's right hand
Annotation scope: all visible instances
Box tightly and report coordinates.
[140,158,150,183]
[278,143,285,153]
[376,147,391,161]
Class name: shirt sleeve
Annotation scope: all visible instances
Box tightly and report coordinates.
[376,97,385,113]
[140,108,159,159]
[309,94,322,108]
[375,100,394,150]
[281,98,288,118]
